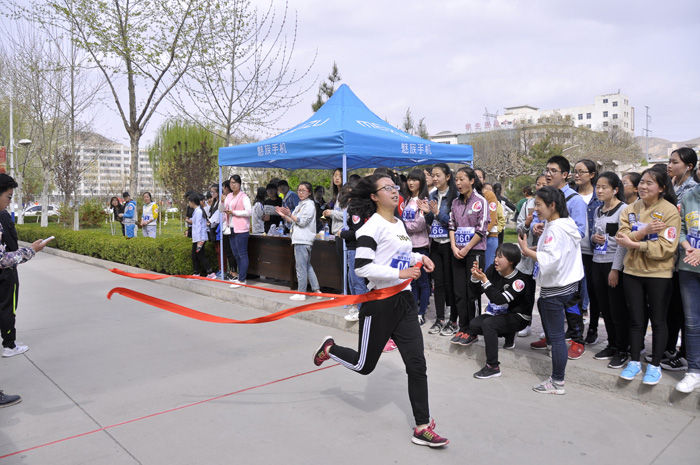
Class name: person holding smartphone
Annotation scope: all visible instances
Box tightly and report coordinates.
[589,172,629,368]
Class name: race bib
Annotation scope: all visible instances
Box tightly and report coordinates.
[429,220,448,239]
[143,215,151,221]
[688,227,700,248]
[390,254,411,270]
[485,302,509,315]
[533,262,540,278]
[402,208,417,222]
[632,222,657,241]
[454,226,475,247]
[593,236,608,255]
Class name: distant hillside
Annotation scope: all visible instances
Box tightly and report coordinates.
[635,135,700,161]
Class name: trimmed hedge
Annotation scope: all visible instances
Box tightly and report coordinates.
[17,224,217,275]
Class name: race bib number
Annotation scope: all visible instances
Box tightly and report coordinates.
[429,220,448,239]
[688,227,700,248]
[485,303,509,315]
[454,226,475,247]
[390,254,411,270]
[402,208,417,222]
[632,222,657,241]
[593,236,608,255]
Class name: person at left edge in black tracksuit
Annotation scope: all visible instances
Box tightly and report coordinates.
[466,243,534,379]
[311,173,449,448]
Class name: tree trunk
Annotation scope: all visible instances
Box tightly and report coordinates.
[15,173,24,225]
[40,171,50,227]
[129,131,141,196]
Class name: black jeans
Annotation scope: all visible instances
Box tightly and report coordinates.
[623,273,672,365]
[591,261,628,351]
[451,250,485,332]
[665,272,685,356]
[191,243,210,276]
[429,241,454,321]
[582,254,601,332]
[469,313,528,366]
[329,291,429,425]
[0,269,19,348]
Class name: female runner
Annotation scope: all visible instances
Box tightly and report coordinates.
[312,173,448,448]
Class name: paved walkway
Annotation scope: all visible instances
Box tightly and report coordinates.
[0,250,698,464]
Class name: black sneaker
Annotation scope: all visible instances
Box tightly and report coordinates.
[0,391,21,408]
[584,328,598,345]
[608,352,630,369]
[503,335,515,350]
[594,346,616,360]
[428,320,444,335]
[450,332,465,345]
[439,321,458,337]
[474,364,501,379]
[661,351,688,371]
[459,333,478,346]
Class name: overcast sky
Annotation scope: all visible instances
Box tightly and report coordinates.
[95,0,700,145]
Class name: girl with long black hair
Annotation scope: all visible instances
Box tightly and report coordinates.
[401,169,433,325]
[312,173,448,448]
[616,169,680,385]
[427,163,458,336]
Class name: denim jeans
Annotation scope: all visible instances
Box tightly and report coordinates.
[411,247,431,316]
[679,270,700,373]
[229,232,249,282]
[485,236,499,269]
[346,249,368,309]
[294,244,319,292]
[538,292,575,382]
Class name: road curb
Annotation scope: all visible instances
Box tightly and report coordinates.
[32,243,700,412]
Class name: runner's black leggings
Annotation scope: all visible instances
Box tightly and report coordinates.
[623,273,671,365]
[0,269,19,348]
[329,290,429,425]
[430,240,454,321]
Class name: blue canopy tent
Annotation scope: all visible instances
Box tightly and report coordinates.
[216,84,473,291]
[218,84,473,169]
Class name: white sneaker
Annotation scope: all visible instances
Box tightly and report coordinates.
[676,373,700,393]
[206,273,216,279]
[289,294,307,301]
[2,344,29,358]
[344,307,359,322]
[314,291,324,300]
[229,279,246,289]
[517,326,531,337]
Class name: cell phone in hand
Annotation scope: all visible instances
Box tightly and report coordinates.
[40,236,55,246]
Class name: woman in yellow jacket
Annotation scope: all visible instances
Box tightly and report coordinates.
[616,168,680,385]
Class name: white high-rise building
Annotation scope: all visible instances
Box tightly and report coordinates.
[496,91,635,134]
[75,132,159,199]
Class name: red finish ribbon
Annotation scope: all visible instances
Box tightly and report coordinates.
[107,265,420,324]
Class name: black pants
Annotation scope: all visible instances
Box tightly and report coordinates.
[591,261,628,351]
[582,254,601,332]
[564,289,585,345]
[665,272,685,356]
[191,243,210,276]
[0,269,19,349]
[222,234,236,273]
[429,241,454,321]
[469,313,528,366]
[451,250,484,332]
[329,291,429,425]
[623,273,672,365]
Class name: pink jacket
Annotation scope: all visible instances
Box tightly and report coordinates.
[224,192,252,233]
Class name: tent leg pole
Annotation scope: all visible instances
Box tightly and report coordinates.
[219,166,224,278]
[342,154,347,297]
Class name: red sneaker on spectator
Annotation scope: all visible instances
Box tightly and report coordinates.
[567,340,585,360]
[530,337,548,350]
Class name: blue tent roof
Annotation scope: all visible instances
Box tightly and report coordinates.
[218,84,473,169]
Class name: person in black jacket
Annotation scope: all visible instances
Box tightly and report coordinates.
[463,243,535,379]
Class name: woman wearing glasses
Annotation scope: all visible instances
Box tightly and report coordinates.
[311,173,448,448]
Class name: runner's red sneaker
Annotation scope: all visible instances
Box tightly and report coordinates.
[313,336,334,366]
[383,339,397,352]
[412,421,449,448]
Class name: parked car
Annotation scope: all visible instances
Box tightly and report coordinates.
[22,204,58,217]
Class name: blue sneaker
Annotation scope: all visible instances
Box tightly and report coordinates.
[620,361,642,380]
[642,364,662,385]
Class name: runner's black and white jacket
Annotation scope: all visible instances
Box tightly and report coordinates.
[354,213,424,291]
[470,265,534,321]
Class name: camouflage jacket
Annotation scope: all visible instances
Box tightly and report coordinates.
[0,221,35,268]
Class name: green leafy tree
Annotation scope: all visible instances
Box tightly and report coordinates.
[148,121,222,210]
[311,62,341,112]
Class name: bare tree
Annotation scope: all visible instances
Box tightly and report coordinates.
[8,0,211,195]
[170,0,315,146]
